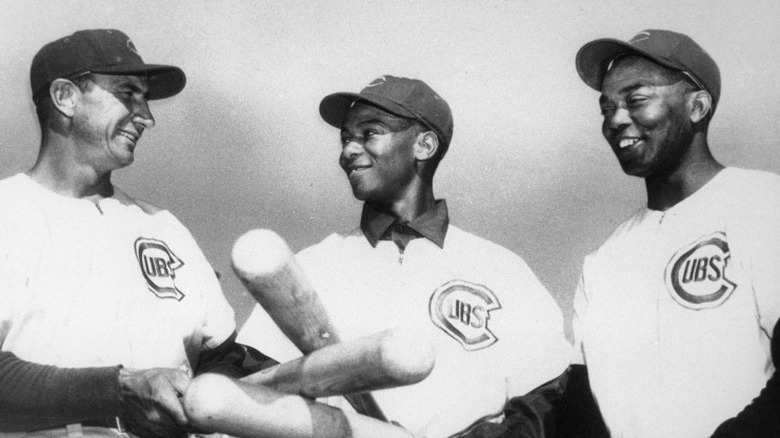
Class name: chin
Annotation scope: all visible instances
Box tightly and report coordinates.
[121,154,135,165]
[113,156,135,170]
[349,182,374,200]
[351,187,369,201]
[618,160,648,177]
[352,190,388,204]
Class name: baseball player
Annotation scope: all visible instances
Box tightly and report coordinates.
[238,75,571,437]
[531,29,780,437]
[0,29,271,437]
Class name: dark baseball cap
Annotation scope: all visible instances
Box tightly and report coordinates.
[31,29,186,103]
[576,29,720,113]
[320,75,454,152]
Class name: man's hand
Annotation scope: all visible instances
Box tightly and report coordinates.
[118,367,192,438]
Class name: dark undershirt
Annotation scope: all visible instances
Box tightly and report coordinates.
[0,331,272,432]
[0,352,122,432]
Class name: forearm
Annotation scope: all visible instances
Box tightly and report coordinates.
[183,373,413,438]
[0,351,122,432]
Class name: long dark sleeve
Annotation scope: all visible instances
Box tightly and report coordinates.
[456,365,608,438]
[710,318,780,437]
[0,351,122,432]
[553,365,609,438]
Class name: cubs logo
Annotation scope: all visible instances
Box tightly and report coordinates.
[135,237,185,301]
[664,232,736,310]
[429,280,501,351]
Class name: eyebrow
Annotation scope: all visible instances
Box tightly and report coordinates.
[111,77,150,95]
[599,83,646,105]
[620,83,645,95]
[342,118,394,131]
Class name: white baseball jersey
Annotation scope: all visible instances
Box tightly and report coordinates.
[572,167,780,437]
[239,224,570,437]
[0,173,236,373]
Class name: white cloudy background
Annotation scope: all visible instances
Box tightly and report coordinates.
[2,0,779,338]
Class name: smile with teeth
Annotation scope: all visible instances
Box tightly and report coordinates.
[619,138,640,149]
[349,167,369,177]
[347,164,371,177]
[119,131,138,143]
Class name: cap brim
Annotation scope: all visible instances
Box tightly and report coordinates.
[319,92,417,128]
[576,38,684,92]
[92,64,186,100]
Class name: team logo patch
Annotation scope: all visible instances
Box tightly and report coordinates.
[135,237,186,301]
[429,280,501,351]
[664,232,736,310]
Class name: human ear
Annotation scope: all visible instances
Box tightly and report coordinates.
[414,131,439,162]
[49,79,79,118]
[689,90,713,123]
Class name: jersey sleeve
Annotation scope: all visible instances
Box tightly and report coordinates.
[504,255,572,397]
[166,213,237,351]
[197,262,237,351]
[708,174,780,436]
[0,206,34,347]
[570,271,588,366]
[236,302,302,363]
[742,178,780,338]
[710,317,780,437]
[0,220,11,344]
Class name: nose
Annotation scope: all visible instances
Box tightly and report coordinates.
[340,138,363,161]
[603,107,630,136]
[133,98,156,130]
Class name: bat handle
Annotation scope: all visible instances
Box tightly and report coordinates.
[345,393,387,422]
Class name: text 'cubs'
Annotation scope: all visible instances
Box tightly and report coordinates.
[664,232,736,310]
[135,237,186,301]
[429,280,501,351]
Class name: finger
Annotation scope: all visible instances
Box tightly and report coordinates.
[156,384,190,426]
[166,370,193,405]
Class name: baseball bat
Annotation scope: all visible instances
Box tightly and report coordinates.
[241,328,435,398]
[231,229,387,421]
[183,374,413,438]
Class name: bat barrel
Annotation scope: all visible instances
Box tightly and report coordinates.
[231,229,339,352]
[243,329,435,398]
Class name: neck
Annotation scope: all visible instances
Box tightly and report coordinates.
[645,137,723,211]
[383,185,436,223]
[28,135,114,199]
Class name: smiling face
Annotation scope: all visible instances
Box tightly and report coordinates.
[71,73,155,172]
[339,102,423,204]
[599,56,697,179]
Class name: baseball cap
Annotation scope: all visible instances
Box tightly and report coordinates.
[576,29,720,113]
[319,75,454,152]
[31,29,186,103]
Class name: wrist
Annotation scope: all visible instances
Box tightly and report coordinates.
[117,365,137,406]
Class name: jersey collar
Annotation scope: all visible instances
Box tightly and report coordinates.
[360,199,449,249]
